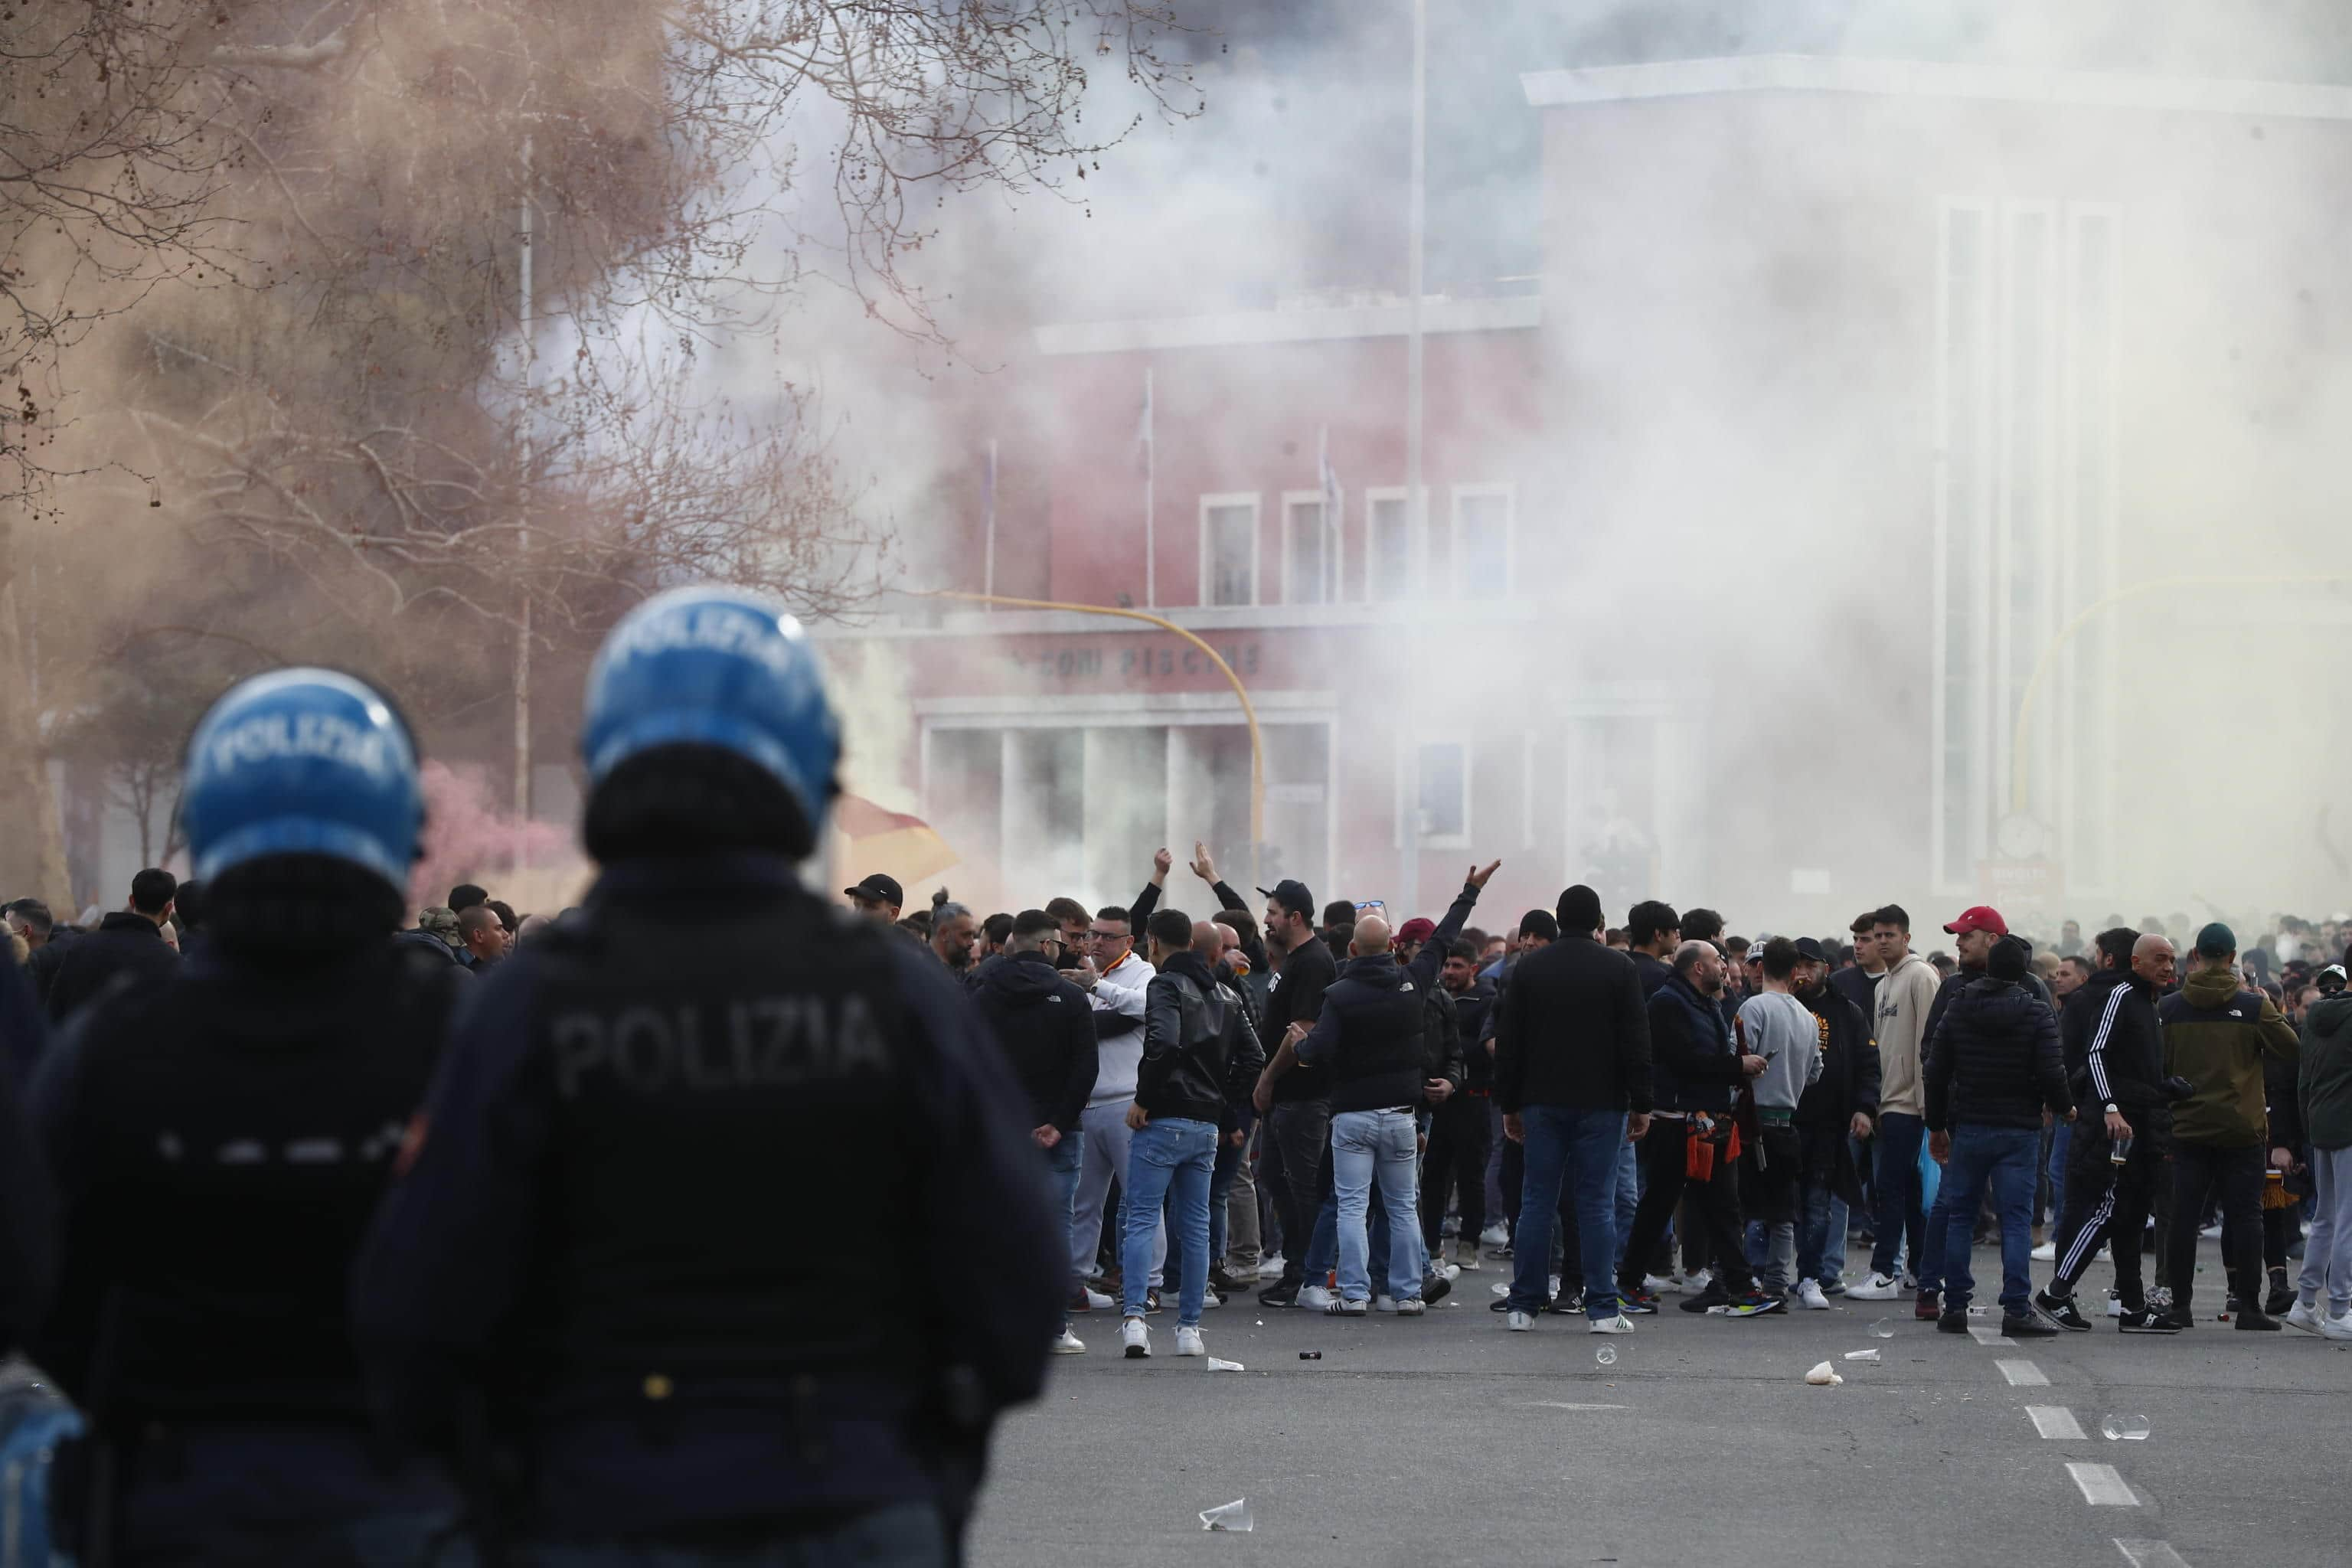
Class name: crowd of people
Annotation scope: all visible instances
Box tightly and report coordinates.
[858,857,2352,1354]
[1,585,2350,1562]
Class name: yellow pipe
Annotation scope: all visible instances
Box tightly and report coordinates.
[921,590,1269,890]
[2009,574,2351,815]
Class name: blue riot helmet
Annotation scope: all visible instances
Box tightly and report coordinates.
[179,668,425,890]
[580,585,841,849]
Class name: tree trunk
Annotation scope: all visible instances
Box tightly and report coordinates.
[0,523,74,910]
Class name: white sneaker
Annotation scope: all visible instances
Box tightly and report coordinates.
[1073,1285,1113,1312]
[2322,1310,2352,1342]
[1374,1295,1399,1313]
[1436,1262,1462,1282]
[1669,1268,1712,1295]
[1051,1329,1086,1355]
[1174,1325,1206,1357]
[1257,1254,1288,1282]
[1198,1291,1223,1310]
[1847,1272,1901,1301]
[2286,1298,2325,1333]
[1900,1272,1919,1290]
[1120,1318,1150,1358]
[1796,1279,1831,1310]
[1480,1223,1510,1248]
[1506,1309,1535,1331]
[1298,1284,1337,1311]
[1324,1296,1368,1317]
[1642,1273,1674,1294]
[1395,1298,1426,1316]
[1589,1313,1635,1334]
[2030,1242,2056,1263]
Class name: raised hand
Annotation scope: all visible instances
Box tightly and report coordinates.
[1191,841,1217,882]
[1466,860,1501,888]
[1152,847,1174,884]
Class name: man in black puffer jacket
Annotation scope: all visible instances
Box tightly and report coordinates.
[972,910,1100,1355]
[1925,936,2075,1338]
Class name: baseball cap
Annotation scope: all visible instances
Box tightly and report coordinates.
[844,873,904,906]
[1396,916,1437,946]
[2319,964,2347,990]
[1792,936,1831,964]
[1943,906,2009,937]
[2194,921,2236,959]
[1256,878,1315,920]
[416,906,463,949]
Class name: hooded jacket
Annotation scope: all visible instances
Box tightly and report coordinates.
[2299,993,2352,1152]
[2160,965,2298,1149]
[2060,968,2167,1116]
[1923,977,2073,1132]
[972,950,1099,1132]
[1296,952,1432,1116]
[1871,950,1942,1118]
[1138,950,1263,1126]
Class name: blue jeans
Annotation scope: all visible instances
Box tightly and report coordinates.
[1044,1129,1085,1312]
[1939,1125,2042,1315]
[521,1501,946,1567]
[1612,1137,1641,1266]
[2046,1121,2070,1233]
[1870,1111,1928,1278]
[1122,1117,1217,1325]
[1207,1125,1246,1266]
[1798,1184,1847,1285]
[1508,1106,1628,1318]
[1331,1109,1423,1302]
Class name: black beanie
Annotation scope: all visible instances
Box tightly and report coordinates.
[1988,934,2030,982]
[1557,884,1604,935]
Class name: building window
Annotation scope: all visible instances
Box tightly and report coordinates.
[1451,485,1513,599]
[1399,736,1470,848]
[1282,493,1340,606]
[1199,495,1258,607]
[1365,488,1412,602]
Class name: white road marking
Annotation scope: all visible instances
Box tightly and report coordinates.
[1968,1325,2017,1347]
[2068,1463,2141,1506]
[1520,1402,1628,1411]
[1998,1358,2050,1386]
[2027,1405,2086,1439]
[2114,1541,2190,1567]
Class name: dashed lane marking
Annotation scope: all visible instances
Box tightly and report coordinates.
[2026,1405,2086,1439]
[2068,1463,2141,1506]
[1997,1358,2050,1386]
[1968,1325,2018,1347]
[2113,1541,2190,1567]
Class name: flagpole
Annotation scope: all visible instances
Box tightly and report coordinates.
[1142,367,1156,607]
[982,439,998,609]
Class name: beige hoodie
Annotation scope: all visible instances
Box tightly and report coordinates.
[1872,951,1942,1117]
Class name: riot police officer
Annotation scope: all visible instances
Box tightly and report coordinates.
[354,586,1061,1566]
[28,668,466,1563]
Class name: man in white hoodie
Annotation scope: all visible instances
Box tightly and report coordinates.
[1068,906,1161,1300]
[1849,904,1942,1302]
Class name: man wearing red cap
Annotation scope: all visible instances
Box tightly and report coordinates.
[1909,906,2054,1320]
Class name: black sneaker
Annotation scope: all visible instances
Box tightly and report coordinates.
[1618,1294,1658,1315]
[1257,1281,1300,1309]
[2034,1288,2092,1332]
[2003,1310,2060,1338]
[2118,1308,2179,1334]
[2234,1305,2283,1331]
[1422,1272,1453,1305]
[1721,1290,1786,1318]
[1491,1244,1515,1259]
[1936,1308,1970,1334]
[1544,1288,1586,1315]
[2158,1307,2196,1331]
[1679,1281,1733,1315]
[2265,1284,2297,1317]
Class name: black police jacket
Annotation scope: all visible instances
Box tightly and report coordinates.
[29,939,454,1423]
[352,854,1062,1540]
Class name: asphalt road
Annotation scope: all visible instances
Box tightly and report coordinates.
[967,1236,2352,1568]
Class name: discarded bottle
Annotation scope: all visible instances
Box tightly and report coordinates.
[1199,1498,1254,1533]
[1844,1348,1881,1363]
[1206,1357,1245,1372]
[1868,1319,1898,1339]
[2100,1413,2151,1442]
[1594,1344,1618,1367]
[1298,1351,1322,1361]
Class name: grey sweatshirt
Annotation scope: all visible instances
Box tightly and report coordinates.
[1737,991,1824,1112]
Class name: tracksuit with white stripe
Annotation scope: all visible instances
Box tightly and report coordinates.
[2048,967,2170,1309]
